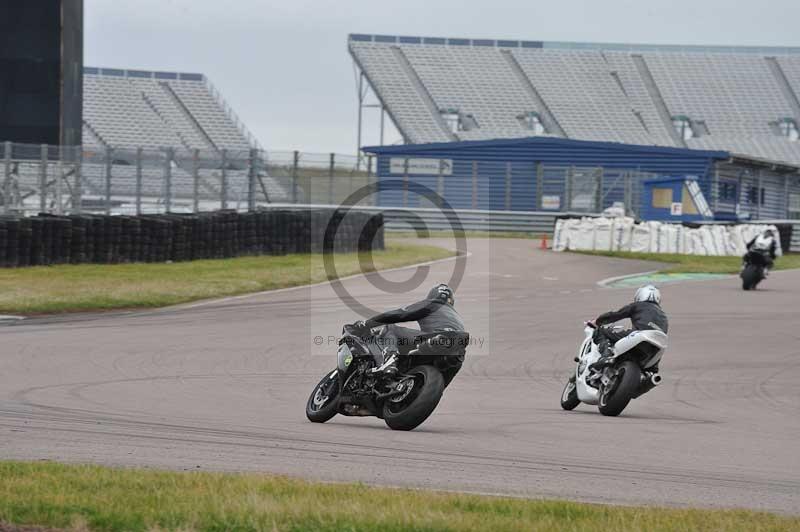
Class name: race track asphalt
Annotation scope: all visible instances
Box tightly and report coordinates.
[0,238,798,514]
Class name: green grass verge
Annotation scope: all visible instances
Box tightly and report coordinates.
[0,241,453,315]
[573,250,800,274]
[0,461,796,532]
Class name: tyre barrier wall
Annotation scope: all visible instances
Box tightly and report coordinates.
[552,216,789,256]
[0,209,384,268]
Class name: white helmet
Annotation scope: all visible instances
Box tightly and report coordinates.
[634,285,661,305]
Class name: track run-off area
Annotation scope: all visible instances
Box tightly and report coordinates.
[0,238,798,514]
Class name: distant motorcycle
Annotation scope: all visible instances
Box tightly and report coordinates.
[561,322,666,416]
[306,323,469,430]
[741,249,770,290]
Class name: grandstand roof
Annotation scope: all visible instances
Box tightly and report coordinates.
[350,34,800,55]
[350,35,800,166]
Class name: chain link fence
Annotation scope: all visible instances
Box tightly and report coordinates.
[0,142,375,216]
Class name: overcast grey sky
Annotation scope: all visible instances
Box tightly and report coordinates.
[85,0,800,155]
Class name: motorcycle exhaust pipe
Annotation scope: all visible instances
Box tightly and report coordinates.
[632,372,661,399]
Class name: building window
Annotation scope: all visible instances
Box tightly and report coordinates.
[719,181,738,202]
[651,188,673,208]
[747,186,766,205]
[789,192,800,219]
[672,115,695,140]
[777,118,799,141]
[518,111,546,134]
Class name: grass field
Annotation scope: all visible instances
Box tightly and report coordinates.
[573,250,800,274]
[0,461,796,532]
[0,242,453,315]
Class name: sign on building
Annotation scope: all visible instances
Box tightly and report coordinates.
[541,195,561,210]
[389,158,453,175]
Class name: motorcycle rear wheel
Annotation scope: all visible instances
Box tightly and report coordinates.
[306,370,341,423]
[383,365,444,431]
[598,361,641,417]
[560,378,580,410]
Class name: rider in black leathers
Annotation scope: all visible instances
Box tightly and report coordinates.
[590,285,669,371]
[357,284,465,375]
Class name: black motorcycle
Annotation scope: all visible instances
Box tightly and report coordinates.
[306,324,469,431]
[741,249,770,290]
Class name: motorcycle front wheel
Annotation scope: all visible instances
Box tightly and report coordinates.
[383,365,444,431]
[741,264,762,290]
[598,361,641,417]
[306,370,341,423]
[560,377,580,410]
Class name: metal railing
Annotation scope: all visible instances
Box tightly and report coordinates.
[0,142,375,216]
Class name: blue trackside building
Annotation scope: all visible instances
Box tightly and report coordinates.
[363,137,800,221]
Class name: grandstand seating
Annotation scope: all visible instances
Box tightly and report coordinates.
[76,68,293,202]
[350,36,800,165]
[82,68,256,152]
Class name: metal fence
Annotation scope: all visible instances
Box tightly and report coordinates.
[374,159,656,216]
[0,142,375,215]
[2,142,657,218]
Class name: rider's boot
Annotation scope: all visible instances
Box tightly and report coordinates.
[589,342,615,372]
[370,348,399,376]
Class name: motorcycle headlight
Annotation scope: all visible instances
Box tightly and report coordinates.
[337,344,354,372]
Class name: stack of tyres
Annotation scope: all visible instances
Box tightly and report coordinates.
[4,219,19,267]
[0,220,7,267]
[0,209,384,268]
[29,217,46,266]
[70,216,90,264]
[16,218,32,267]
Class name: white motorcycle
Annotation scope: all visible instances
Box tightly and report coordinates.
[560,322,667,416]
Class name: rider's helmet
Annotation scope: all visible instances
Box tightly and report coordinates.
[763,228,777,240]
[428,283,455,306]
[634,284,661,305]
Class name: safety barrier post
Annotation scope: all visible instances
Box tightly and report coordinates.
[165,148,173,213]
[135,148,143,215]
[535,162,543,210]
[248,148,257,211]
[505,162,512,210]
[220,148,228,210]
[565,166,574,212]
[471,161,478,210]
[192,148,199,213]
[328,153,335,205]
[291,150,299,204]
[403,158,409,208]
[105,147,113,215]
[596,167,604,212]
[2,142,10,213]
[39,144,48,213]
[73,146,83,214]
